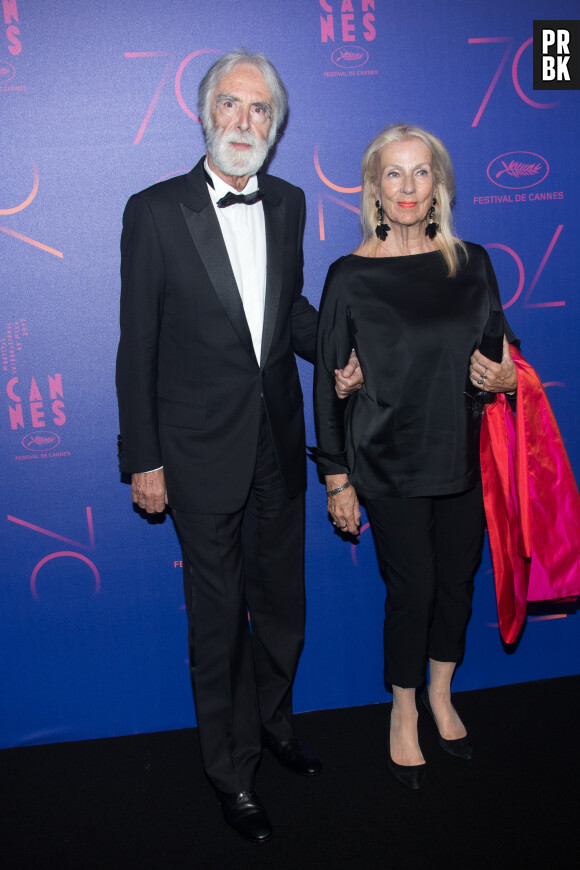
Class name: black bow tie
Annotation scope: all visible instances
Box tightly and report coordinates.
[217,190,264,208]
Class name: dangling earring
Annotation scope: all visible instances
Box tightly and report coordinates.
[425,197,439,239]
[375,200,390,241]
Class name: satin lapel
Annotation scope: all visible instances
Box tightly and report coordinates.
[260,184,285,368]
[180,166,256,364]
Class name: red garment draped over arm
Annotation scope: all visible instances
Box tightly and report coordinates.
[480,345,580,643]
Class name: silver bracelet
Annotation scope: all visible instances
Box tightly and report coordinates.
[326,482,351,496]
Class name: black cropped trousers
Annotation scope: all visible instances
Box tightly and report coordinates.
[365,480,486,689]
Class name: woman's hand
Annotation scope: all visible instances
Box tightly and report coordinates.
[469,335,517,394]
[325,474,361,536]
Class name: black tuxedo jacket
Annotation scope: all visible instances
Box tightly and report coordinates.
[116,157,317,513]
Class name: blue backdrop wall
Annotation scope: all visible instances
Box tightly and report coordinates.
[2,0,579,748]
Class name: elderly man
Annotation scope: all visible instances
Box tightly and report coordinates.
[116,49,360,842]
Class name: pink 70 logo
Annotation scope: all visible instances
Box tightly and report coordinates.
[124,49,219,144]
[469,37,559,127]
[7,507,100,599]
[486,225,565,309]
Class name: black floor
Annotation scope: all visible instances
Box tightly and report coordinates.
[2,676,579,869]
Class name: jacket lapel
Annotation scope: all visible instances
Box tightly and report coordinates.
[260,176,285,368]
[180,160,257,364]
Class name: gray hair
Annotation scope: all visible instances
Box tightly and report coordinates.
[198,49,288,146]
[360,123,466,276]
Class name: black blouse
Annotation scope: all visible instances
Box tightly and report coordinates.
[313,243,517,499]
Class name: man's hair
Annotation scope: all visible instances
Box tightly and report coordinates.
[360,123,467,276]
[198,49,288,145]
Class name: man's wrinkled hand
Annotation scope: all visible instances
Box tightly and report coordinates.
[326,475,361,537]
[335,349,364,399]
[131,469,168,514]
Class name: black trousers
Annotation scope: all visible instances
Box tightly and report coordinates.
[172,404,305,793]
[365,481,486,689]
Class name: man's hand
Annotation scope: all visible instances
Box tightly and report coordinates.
[335,349,364,399]
[131,469,167,514]
[325,474,361,536]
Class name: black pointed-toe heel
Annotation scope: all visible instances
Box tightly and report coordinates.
[422,691,473,760]
[387,707,426,789]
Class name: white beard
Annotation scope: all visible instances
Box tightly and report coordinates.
[206,125,270,178]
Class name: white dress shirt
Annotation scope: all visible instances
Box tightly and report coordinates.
[204,159,267,366]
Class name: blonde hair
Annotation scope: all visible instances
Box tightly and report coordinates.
[360,123,467,276]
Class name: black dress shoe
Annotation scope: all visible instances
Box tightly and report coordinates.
[387,707,426,790]
[216,789,272,842]
[422,691,473,760]
[265,736,322,776]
